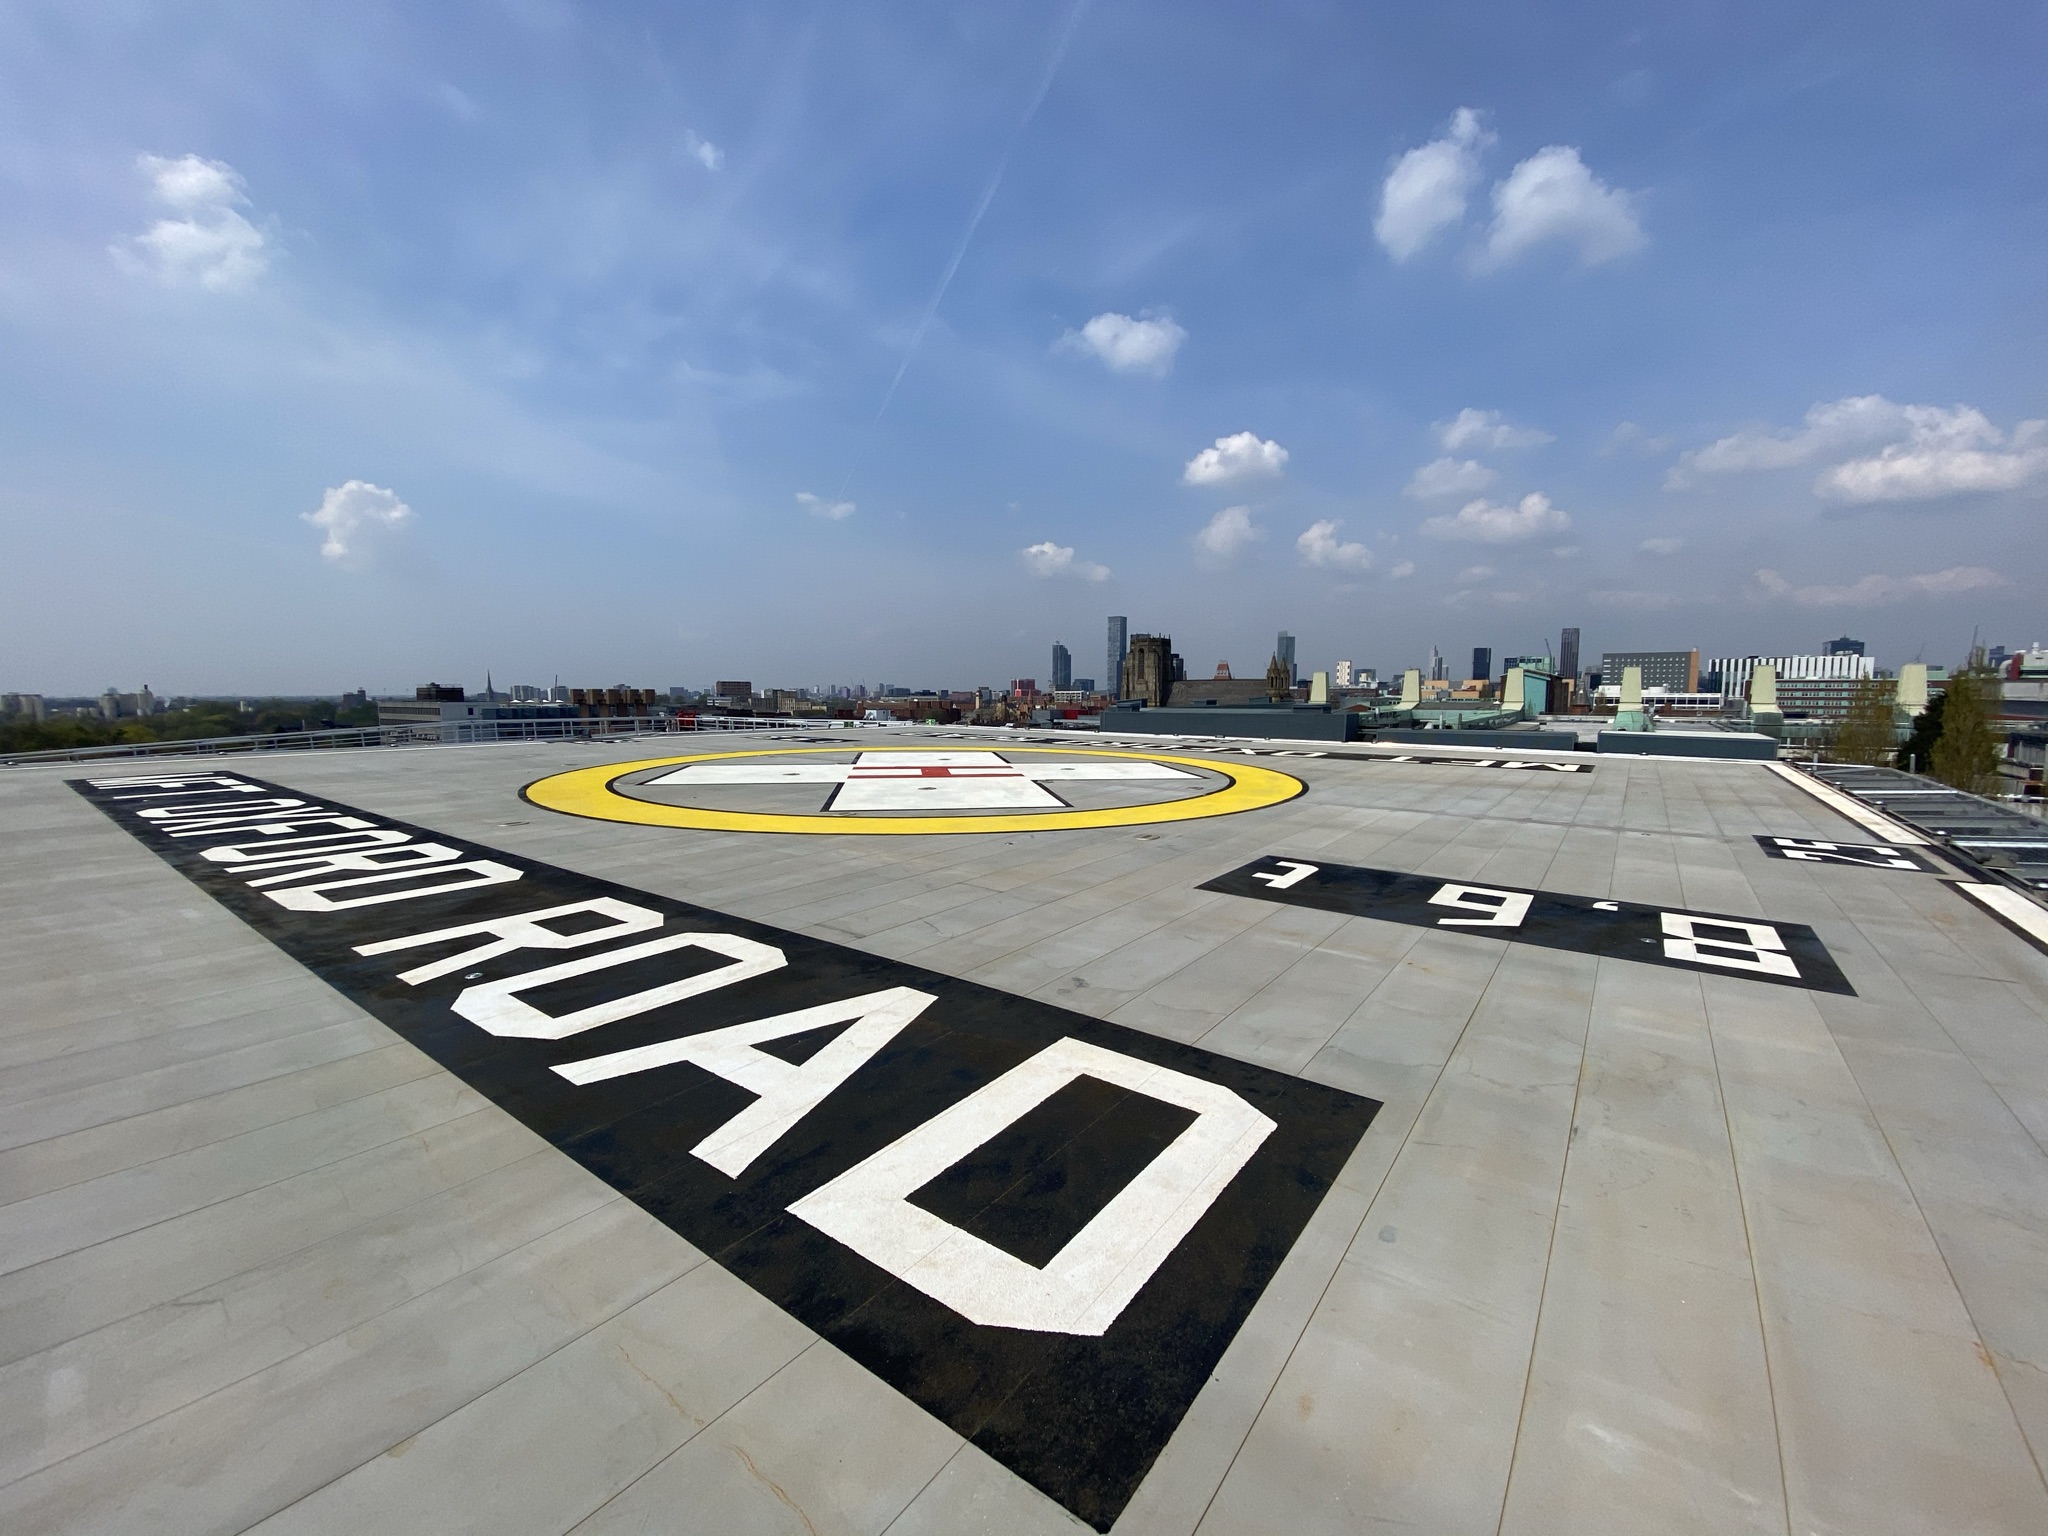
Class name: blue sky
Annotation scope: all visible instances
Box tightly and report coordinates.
[1,1,2042,694]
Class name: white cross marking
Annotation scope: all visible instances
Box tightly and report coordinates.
[645,752,1199,811]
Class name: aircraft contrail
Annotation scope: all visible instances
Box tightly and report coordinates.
[839,0,1092,497]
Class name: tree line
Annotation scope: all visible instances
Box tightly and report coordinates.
[1829,670,2003,795]
[0,697,381,756]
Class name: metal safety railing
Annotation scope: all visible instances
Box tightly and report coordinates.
[1801,761,2048,894]
[0,712,858,769]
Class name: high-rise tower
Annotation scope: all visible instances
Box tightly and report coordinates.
[1107,616,1129,698]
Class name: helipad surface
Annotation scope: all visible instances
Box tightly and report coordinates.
[5,726,2048,1535]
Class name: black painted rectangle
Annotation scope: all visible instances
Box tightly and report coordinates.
[69,773,1379,1531]
[1753,835,1941,872]
[1080,735,1594,771]
[1201,855,1855,994]
[1359,752,1592,772]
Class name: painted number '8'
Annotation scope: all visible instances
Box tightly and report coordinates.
[1659,913,1799,978]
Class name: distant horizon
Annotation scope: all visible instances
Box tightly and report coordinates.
[12,629,2011,705]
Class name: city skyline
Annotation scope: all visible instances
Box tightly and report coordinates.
[0,3,2041,693]
[1,613,1987,703]
[0,594,1984,705]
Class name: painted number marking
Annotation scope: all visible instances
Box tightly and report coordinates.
[1252,860,1319,890]
[1428,883,1535,928]
[1201,856,1853,995]
[1658,913,1798,977]
[1755,836,1931,872]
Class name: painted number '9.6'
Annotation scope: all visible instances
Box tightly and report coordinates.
[1426,881,1801,979]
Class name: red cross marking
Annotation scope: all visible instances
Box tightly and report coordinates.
[850,765,1020,780]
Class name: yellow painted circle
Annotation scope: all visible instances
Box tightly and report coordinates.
[521,744,1306,835]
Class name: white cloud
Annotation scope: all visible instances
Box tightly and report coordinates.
[1389,560,1416,579]
[1480,146,1646,269]
[1820,417,2048,502]
[1296,519,1374,571]
[1671,396,2048,501]
[1375,108,1491,262]
[1455,564,1496,582]
[118,153,268,291]
[1420,492,1571,543]
[682,131,724,171]
[1753,565,2006,607]
[1057,312,1187,377]
[146,153,242,212]
[1639,536,1684,555]
[1404,456,1497,499]
[1675,395,1913,480]
[1183,431,1288,486]
[1436,408,1552,452]
[303,481,414,570]
[1021,541,1109,581]
[796,491,855,520]
[1195,505,1263,562]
